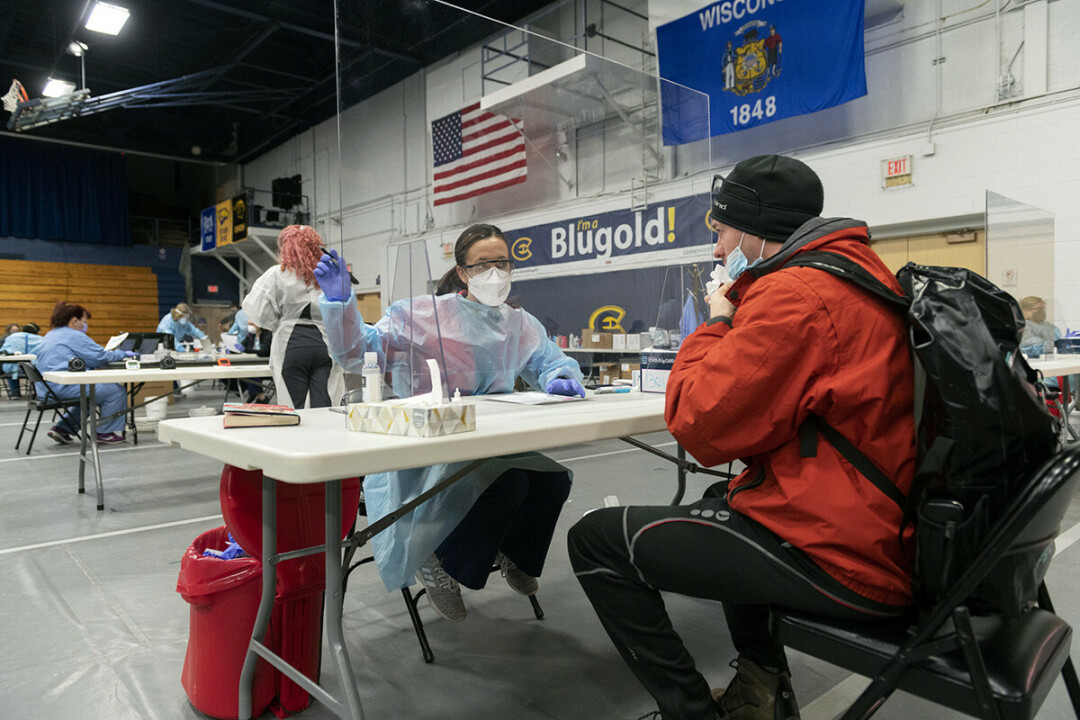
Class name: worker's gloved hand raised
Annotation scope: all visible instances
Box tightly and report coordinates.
[546,378,585,398]
[314,248,352,302]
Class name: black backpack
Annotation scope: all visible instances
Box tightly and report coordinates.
[788,252,1060,616]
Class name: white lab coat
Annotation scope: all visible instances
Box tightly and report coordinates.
[242,266,345,408]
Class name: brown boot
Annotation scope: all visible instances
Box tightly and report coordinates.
[712,657,800,720]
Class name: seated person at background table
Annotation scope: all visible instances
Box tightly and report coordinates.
[227,301,249,342]
[568,155,917,720]
[314,223,586,622]
[34,302,137,445]
[1,322,43,399]
[4,322,20,341]
[157,302,207,349]
[239,324,272,403]
[1018,295,1061,355]
[243,225,345,409]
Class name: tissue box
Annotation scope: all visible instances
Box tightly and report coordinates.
[346,399,476,437]
[640,350,677,393]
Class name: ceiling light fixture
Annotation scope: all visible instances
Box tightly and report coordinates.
[43,77,77,98]
[85,2,130,35]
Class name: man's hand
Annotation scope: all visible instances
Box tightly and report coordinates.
[706,284,736,320]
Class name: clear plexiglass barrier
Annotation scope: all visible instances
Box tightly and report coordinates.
[985,190,1066,356]
[323,0,713,394]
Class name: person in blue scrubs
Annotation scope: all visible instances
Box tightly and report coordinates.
[1,322,43,398]
[316,223,586,623]
[34,302,135,444]
[157,303,207,348]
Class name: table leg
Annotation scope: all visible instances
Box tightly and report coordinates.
[324,480,365,719]
[77,385,88,495]
[88,384,105,510]
[239,475,277,720]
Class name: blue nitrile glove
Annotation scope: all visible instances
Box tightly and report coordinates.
[314,248,351,302]
[546,378,585,398]
[202,532,247,560]
[123,351,138,358]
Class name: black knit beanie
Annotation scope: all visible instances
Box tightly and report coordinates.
[709,155,824,242]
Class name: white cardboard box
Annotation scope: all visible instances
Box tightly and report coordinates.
[346,399,476,437]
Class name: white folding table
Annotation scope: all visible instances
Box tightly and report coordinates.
[158,392,682,720]
[43,364,272,509]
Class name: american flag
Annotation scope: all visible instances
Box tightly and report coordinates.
[431,102,527,206]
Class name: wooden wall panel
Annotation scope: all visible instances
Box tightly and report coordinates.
[0,259,159,346]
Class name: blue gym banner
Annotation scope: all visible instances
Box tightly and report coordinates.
[504,194,711,270]
[656,0,867,143]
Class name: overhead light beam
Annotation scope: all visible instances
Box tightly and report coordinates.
[85,2,130,35]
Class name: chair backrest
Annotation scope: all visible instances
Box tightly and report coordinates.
[913,444,1080,642]
[19,362,66,405]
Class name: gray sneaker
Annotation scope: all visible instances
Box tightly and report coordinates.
[414,554,466,622]
[497,551,539,596]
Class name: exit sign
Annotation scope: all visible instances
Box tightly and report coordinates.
[882,155,913,189]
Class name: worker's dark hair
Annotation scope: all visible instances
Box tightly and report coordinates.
[435,223,508,296]
[50,302,90,329]
[21,323,40,334]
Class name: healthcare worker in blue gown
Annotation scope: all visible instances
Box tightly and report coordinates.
[315,223,586,623]
[157,302,207,347]
[34,301,136,445]
[1,322,43,398]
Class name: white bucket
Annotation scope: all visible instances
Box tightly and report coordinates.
[143,401,168,422]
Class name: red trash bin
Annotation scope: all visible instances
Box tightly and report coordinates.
[220,465,361,717]
[176,526,276,720]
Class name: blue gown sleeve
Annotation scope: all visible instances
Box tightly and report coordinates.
[319,291,386,375]
[72,333,126,367]
[518,312,583,390]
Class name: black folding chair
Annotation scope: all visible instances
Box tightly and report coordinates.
[771,444,1080,720]
[15,363,84,455]
[342,494,544,664]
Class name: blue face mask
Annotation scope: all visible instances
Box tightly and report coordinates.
[724,233,765,280]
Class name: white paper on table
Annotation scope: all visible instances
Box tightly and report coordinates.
[484,391,587,405]
[221,333,239,351]
[104,332,129,351]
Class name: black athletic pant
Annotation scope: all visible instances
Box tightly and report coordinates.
[281,334,332,408]
[436,468,572,589]
[568,498,909,720]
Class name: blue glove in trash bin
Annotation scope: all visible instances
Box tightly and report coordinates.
[546,377,585,398]
[202,532,247,560]
[314,248,352,302]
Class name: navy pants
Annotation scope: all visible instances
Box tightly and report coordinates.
[436,467,571,589]
[568,499,909,720]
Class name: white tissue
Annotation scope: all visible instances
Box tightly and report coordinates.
[409,358,446,406]
[704,264,732,295]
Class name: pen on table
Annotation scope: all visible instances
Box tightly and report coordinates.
[594,386,631,394]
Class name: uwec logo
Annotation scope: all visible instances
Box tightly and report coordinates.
[511,236,533,261]
[589,305,627,332]
[551,207,676,261]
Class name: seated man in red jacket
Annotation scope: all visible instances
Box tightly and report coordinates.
[568,155,917,720]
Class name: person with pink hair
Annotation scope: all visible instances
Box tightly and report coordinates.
[242,225,345,408]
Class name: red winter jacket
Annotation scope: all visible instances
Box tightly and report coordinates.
[665,219,916,607]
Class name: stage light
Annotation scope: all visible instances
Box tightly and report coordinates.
[85,2,130,35]
[43,77,76,98]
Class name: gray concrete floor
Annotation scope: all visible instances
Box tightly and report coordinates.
[0,384,1078,719]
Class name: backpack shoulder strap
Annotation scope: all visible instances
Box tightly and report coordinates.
[784,250,909,310]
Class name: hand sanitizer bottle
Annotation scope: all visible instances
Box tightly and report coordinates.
[362,352,382,403]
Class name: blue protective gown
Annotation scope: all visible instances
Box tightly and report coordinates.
[228,308,249,341]
[156,314,207,344]
[34,327,128,434]
[1,331,43,376]
[320,290,584,590]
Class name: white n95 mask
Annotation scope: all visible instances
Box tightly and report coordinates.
[468,267,512,306]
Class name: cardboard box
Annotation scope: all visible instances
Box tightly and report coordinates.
[619,362,640,380]
[582,329,614,349]
[625,332,651,351]
[640,350,677,393]
[594,361,617,386]
[133,380,174,407]
[346,399,475,437]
